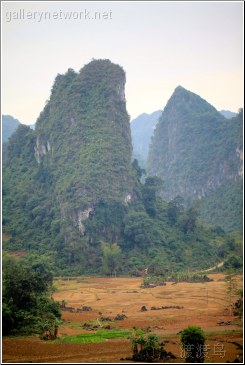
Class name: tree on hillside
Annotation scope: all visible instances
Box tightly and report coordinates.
[180,205,199,233]
[123,211,154,248]
[224,255,242,271]
[101,242,122,277]
[132,158,146,180]
[21,253,54,290]
[142,176,163,217]
[167,195,184,225]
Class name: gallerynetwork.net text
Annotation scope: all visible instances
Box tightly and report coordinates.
[5,9,113,23]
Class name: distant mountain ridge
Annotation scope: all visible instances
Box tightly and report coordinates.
[219,110,237,119]
[130,111,161,167]
[2,115,21,142]
[2,115,35,143]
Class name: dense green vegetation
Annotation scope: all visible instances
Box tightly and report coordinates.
[2,61,242,278]
[2,254,61,336]
[147,86,243,233]
[2,156,240,275]
[199,179,243,233]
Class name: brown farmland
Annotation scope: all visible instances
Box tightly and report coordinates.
[2,274,243,363]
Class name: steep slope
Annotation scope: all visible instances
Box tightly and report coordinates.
[147,86,243,231]
[131,111,161,167]
[34,61,134,214]
[2,115,21,142]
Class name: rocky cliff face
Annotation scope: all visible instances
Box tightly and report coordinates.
[147,86,243,230]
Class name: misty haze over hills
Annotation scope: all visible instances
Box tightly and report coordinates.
[130,110,161,167]
[219,110,237,119]
[2,115,21,143]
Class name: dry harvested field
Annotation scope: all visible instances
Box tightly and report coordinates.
[2,273,243,363]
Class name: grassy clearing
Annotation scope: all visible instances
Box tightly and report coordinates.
[54,328,131,344]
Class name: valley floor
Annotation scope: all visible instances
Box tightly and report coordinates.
[2,274,243,363]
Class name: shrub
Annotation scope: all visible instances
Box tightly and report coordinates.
[180,325,206,363]
[129,331,176,362]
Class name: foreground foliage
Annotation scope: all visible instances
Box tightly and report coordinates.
[2,254,61,337]
[180,326,206,363]
[129,331,176,362]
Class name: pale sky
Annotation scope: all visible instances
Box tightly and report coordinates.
[1,1,244,124]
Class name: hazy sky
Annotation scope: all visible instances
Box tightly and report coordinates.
[2,1,244,124]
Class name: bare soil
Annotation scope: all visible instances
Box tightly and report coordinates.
[2,274,243,363]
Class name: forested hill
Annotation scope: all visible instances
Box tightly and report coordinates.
[147,86,243,232]
[2,64,242,275]
[34,60,135,209]
[3,60,136,268]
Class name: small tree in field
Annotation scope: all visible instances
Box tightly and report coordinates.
[180,325,206,363]
[130,330,176,362]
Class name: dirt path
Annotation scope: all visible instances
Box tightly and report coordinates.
[195,261,224,273]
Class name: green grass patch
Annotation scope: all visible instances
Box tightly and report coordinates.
[56,328,131,343]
